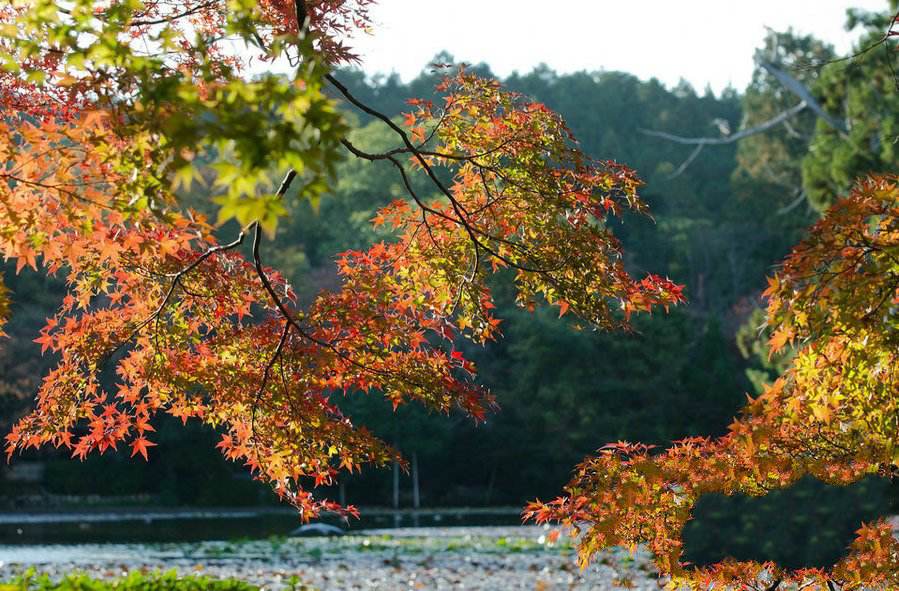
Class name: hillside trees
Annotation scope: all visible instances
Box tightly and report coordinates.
[0,0,683,518]
[802,7,899,211]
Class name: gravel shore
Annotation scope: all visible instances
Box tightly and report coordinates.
[0,526,664,590]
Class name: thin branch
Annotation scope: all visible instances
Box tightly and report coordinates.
[250,320,291,449]
[667,144,704,179]
[337,135,549,273]
[251,221,444,395]
[794,9,899,74]
[124,230,248,345]
[327,76,489,245]
[128,1,218,27]
[777,191,807,216]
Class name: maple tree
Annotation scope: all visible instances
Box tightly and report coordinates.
[0,0,682,520]
[527,175,899,590]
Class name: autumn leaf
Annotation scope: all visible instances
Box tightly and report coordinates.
[130,437,156,461]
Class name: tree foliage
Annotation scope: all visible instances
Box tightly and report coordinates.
[527,176,899,589]
[0,0,682,519]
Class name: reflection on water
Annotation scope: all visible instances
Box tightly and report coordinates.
[0,508,522,545]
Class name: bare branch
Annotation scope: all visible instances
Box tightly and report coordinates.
[640,54,857,177]
[640,101,808,146]
[777,191,807,216]
[667,144,704,179]
[759,62,848,136]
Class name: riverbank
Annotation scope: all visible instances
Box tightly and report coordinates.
[0,526,661,590]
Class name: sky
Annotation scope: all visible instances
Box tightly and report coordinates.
[347,1,891,94]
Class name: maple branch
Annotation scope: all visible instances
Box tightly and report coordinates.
[250,320,291,464]
[250,172,472,407]
[327,76,494,254]
[251,221,447,397]
[336,130,552,274]
[337,135,519,164]
[1,173,119,210]
[248,171,403,380]
[343,137,504,282]
[122,230,248,349]
[127,1,219,27]
[338,138,454,226]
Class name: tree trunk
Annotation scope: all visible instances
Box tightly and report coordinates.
[392,458,400,510]
[411,451,420,509]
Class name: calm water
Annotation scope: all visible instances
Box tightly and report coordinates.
[0,508,522,545]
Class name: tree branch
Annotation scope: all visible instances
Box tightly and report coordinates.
[250,320,291,452]
[759,62,848,136]
[777,191,807,215]
[640,56,854,177]
[640,101,808,146]
[666,143,704,179]
[125,230,248,348]
[333,117,550,274]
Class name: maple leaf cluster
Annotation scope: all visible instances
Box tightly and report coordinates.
[527,176,899,589]
[0,1,683,521]
[260,0,375,64]
[358,70,685,336]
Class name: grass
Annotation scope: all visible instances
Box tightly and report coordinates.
[167,530,575,561]
[0,570,312,591]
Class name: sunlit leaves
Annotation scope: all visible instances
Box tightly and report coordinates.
[1,0,347,231]
[3,0,683,527]
[528,175,899,589]
[366,70,684,340]
[0,279,11,337]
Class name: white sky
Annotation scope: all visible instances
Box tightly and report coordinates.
[348,1,891,94]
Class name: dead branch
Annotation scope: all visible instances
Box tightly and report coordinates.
[759,62,848,136]
[640,101,808,147]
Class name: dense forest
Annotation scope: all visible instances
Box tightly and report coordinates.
[2,7,897,568]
